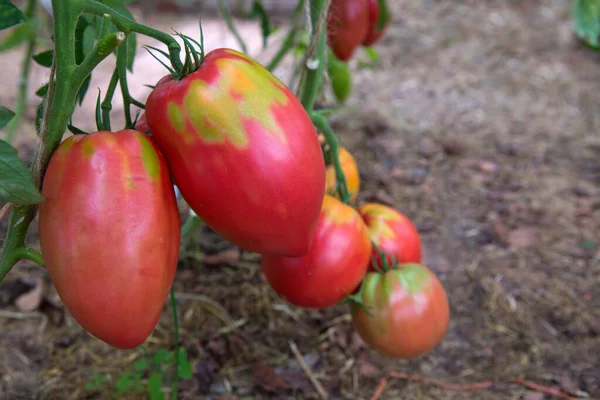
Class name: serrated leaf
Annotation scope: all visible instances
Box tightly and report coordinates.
[147,373,164,400]
[573,0,600,48]
[133,359,148,372]
[33,50,53,67]
[247,1,272,49]
[0,0,25,30]
[0,106,15,128]
[0,139,43,204]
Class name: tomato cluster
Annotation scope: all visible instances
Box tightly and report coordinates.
[39,46,448,360]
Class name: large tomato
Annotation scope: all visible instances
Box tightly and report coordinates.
[325,147,360,203]
[327,0,369,61]
[145,48,325,257]
[351,264,450,359]
[261,195,371,308]
[363,0,390,46]
[38,130,180,349]
[358,203,421,269]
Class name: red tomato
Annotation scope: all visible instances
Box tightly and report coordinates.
[261,195,371,308]
[358,203,421,269]
[327,0,370,61]
[351,264,450,358]
[363,0,390,46]
[145,48,325,257]
[38,130,180,349]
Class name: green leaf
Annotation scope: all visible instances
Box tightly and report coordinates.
[364,46,379,63]
[0,106,15,129]
[114,373,133,392]
[147,373,164,400]
[35,83,49,97]
[0,139,43,204]
[32,50,53,67]
[133,359,148,372]
[177,348,193,380]
[247,1,272,49]
[0,20,33,52]
[0,0,25,30]
[152,349,171,365]
[573,0,600,48]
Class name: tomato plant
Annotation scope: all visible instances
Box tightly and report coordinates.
[38,130,180,349]
[327,0,370,61]
[351,263,450,359]
[261,195,371,308]
[327,52,352,102]
[145,48,326,257]
[325,146,360,203]
[358,203,422,268]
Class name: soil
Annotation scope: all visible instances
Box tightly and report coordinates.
[1,1,600,399]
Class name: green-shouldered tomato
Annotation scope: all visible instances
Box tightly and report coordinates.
[145,48,325,257]
[358,203,421,269]
[261,195,371,308]
[38,130,180,349]
[351,264,450,359]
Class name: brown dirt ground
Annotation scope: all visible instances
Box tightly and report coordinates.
[1,1,600,399]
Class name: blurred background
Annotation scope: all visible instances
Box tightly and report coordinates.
[1,1,599,399]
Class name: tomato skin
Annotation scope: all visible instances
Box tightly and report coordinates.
[327,0,369,61]
[358,203,421,269]
[134,112,149,134]
[38,130,180,349]
[325,147,360,203]
[145,48,325,257]
[262,195,371,308]
[363,0,390,46]
[351,264,450,359]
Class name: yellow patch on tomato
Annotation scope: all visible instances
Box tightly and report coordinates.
[322,195,357,225]
[81,140,95,158]
[360,204,403,221]
[366,219,396,241]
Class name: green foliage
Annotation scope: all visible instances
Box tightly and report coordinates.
[247,1,275,49]
[573,0,600,48]
[0,0,25,31]
[33,50,53,67]
[0,106,15,129]
[0,138,44,205]
[84,347,193,398]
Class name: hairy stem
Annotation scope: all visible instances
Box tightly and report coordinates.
[4,0,37,144]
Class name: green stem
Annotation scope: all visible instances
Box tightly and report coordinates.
[17,247,45,266]
[4,0,37,144]
[312,114,351,204]
[265,0,305,72]
[74,31,125,89]
[217,0,247,54]
[170,286,180,400]
[298,0,328,111]
[101,68,119,131]
[116,39,133,127]
[79,0,184,76]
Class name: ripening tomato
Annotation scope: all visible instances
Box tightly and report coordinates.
[145,48,325,257]
[363,0,390,46]
[261,195,371,308]
[351,264,450,359]
[325,147,360,203]
[38,130,180,349]
[327,0,369,61]
[358,203,421,269]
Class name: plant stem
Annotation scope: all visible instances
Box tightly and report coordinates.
[17,247,45,266]
[170,286,180,400]
[4,0,38,144]
[116,39,133,127]
[101,68,119,131]
[217,0,247,54]
[265,0,305,72]
[298,0,329,111]
[312,114,350,204]
[79,0,184,76]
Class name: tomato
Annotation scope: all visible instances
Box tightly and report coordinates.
[261,195,371,308]
[327,54,352,103]
[325,147,360,203]
[363,0,390,46]
[145,48,326,257]
[358,203,421,269]
[351,264,450,359]
[38,130,180,349]
[327,0,369,61]
[134,112,149,134]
